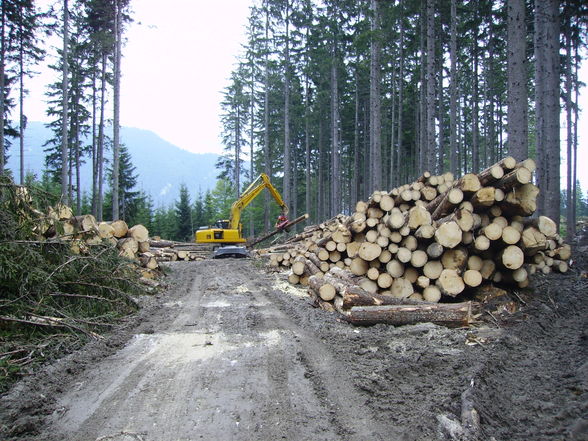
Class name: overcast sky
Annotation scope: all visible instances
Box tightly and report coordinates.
[26,0,253,156]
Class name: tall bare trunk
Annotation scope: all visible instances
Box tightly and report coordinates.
[352,65,359,206]
[305,46,312,221]
[91,65,98,217]
[283,0,291,212]
[507,0,528,161]
[263,1,270,230]
[472,42,479,172]
[318,118,325,219]
[331,4,340,215]
[425,0,436,173]
[249,57,255,236]
[534,0,560,223]
[19,16,24,184]
[112,0,122,220]
[97,53,106,221]
[565,25,574,237]
[331,53,341,215]
[235,106,241,197]
[0,3,5,174]
[418,2,426,173]
[572,45,579,231]
[436,39,443,174]
[60,0,69,201]
[449,0,458,175]
[369,0,381,191]
[75,119,81,214]
[396,15,404,187]
[389,63,396,190]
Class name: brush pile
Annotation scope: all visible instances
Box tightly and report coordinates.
[257,157,571,326]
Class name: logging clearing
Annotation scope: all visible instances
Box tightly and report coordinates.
[0,169,586,441]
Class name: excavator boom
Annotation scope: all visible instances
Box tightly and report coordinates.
[229,173,287,230]
[195,174,288,251]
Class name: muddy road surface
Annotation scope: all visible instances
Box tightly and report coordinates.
[1,258,587,441]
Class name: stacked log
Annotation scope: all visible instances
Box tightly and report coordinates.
[35,209,174,278]
[259,157,572,326]
[147,239,212,261]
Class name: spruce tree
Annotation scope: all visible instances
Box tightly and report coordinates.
[175,184,192,242]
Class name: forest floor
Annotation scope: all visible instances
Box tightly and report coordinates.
[0,247,587,441]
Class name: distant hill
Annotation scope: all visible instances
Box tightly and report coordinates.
[5,122,219,206]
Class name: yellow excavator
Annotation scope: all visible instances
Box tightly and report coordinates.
[195,173,289,258]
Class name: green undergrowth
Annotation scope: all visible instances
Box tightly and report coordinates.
[0,176,150,393]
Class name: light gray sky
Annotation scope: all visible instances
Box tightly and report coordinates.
[26,0,253,156]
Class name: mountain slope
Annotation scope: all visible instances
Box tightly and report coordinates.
[5,122,219,206]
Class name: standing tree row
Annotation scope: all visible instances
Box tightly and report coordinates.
[218,0,587,238]
[1,0,133,222]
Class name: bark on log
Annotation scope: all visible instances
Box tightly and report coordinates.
[344,302,473,327]
[495,167,532,191]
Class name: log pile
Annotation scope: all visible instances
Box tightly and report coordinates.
[257,157,572,326]
[35,209,163,279]
[34,205,210,280]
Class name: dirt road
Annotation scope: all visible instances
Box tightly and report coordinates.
[1,258,586,441]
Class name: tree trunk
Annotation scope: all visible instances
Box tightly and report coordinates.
[426,0,436,173]
[112,0,122,220]
[535,0,560,224]
[263,1,271,231]
[18,14,24,184]
[97,53,107,221]
[91,64,98,217]
[564,23,574,237]
[389,63,396,190]
[330,59,340,215]
[249,51,256,237]
[305,29,312,224]
[344,302,472,327]
[60,0,69,201]
[507,0,528,161]
[472,41,479,172]
[395,15,404,188]
[283,0,291,214]
[418,2,427,173]
[352,60,360,207]
[0,3,5,174]
[369,0,382,192]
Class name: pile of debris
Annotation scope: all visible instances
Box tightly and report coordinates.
[257,157,572,326]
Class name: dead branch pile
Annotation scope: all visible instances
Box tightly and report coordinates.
[256,157,571,326]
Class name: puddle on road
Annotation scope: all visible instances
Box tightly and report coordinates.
[202,299,232,308]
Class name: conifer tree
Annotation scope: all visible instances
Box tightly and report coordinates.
[175,184,192,242]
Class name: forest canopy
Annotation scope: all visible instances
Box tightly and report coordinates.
[1,0,587,241]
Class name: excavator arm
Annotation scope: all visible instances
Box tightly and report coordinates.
[195,173,288,248]
[229,173,288,230]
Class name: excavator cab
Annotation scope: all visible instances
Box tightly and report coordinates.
[215,220,230,229]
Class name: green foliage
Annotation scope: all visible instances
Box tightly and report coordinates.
[175,184,193,242]
[103,144,147,223]
[0,177,148,392]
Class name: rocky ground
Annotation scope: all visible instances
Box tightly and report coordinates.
[0,249,586,441]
